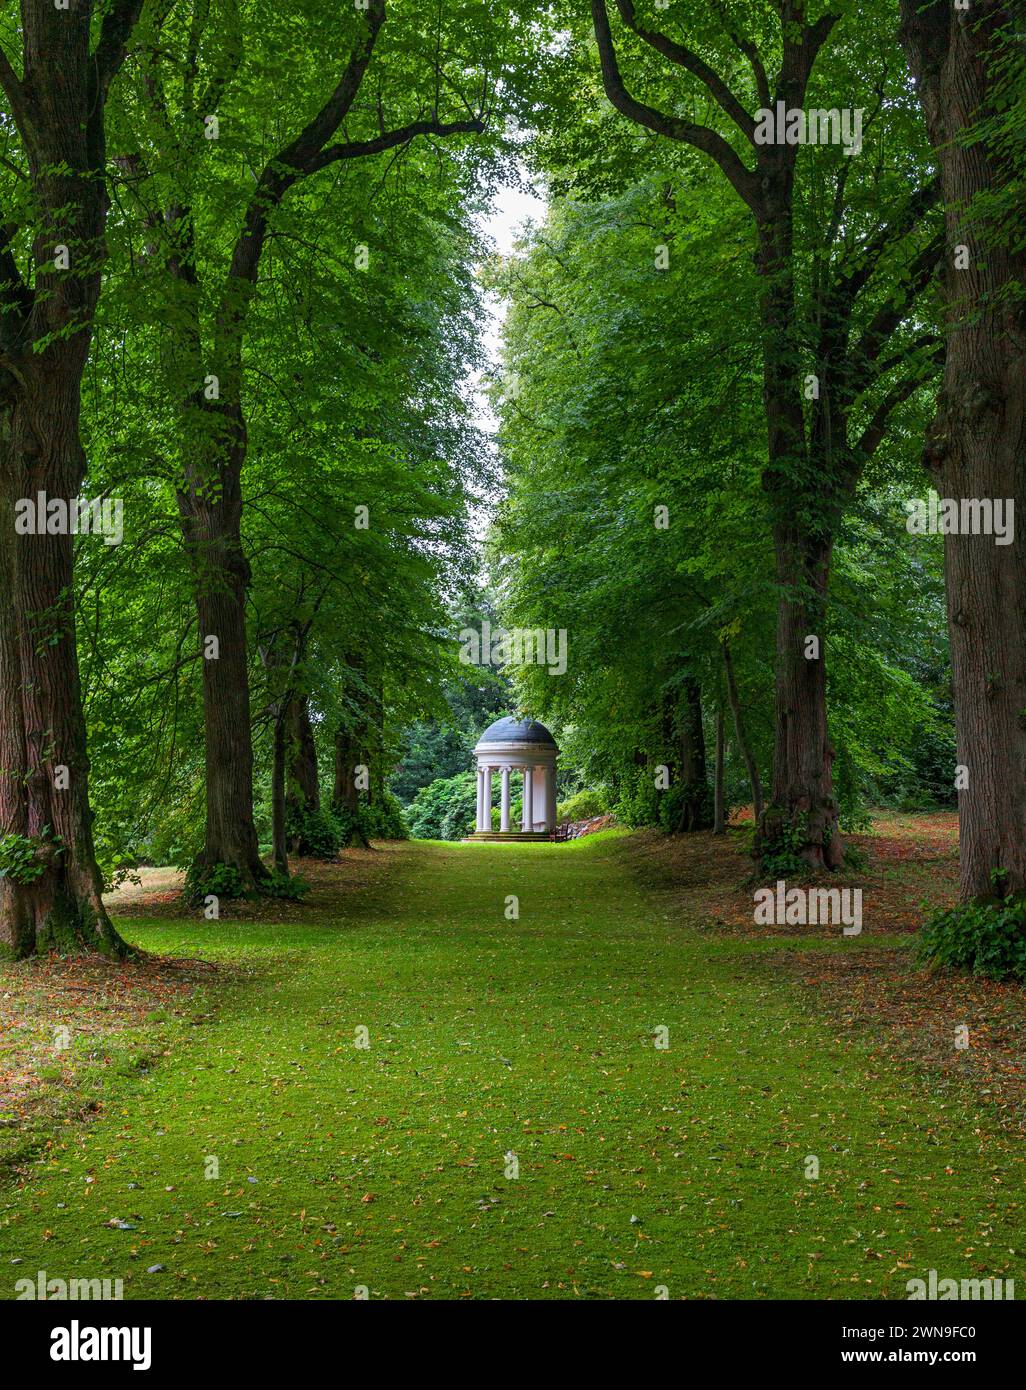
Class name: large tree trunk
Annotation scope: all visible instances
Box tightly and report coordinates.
[332,728,360,816]
[0,375,125,958]
[333,725,370,848]
[754,525,845,870]
[364,674,385,808]
[282,693,323,857]
[900,1,1026,901]
[178,487,268,891]
[260,633,316,868]
[754,204,844,870]
[0,0,142,957]
[271,701,289,875]
[679,676,710,825]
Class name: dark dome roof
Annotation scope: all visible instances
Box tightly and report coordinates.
[478,716,556,746]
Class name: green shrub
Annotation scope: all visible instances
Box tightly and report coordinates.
[916,895,1026,981]
[407,771,478,840]
[0,831,51,885]
[184,860,310,905]
[361,791,410,841]
[328,793,409,846]
[657,780,713,833]
[139,776,206,872]
[556,788,608,822]
[262,868,310,900]
[330,806,365,848]
[753,812,810,879]
[612,769,662,829]
[183,861,245,905]
[843,842,869,872]
[439,797,476,840]
[407,773,547,840]
[286,805,342,859]
[838,804,873,834]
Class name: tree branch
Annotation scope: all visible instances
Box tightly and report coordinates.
[0,44,29,133]
[850,230,944,389]
[804,13,841,73]
[776,7,840,110]
[613,0,757,142]
[304,116,485,175]
[591,0,761,214]
[223,0,387,300]
[855,345,943,459]
[710,1,771,109]
[91,0,147,109]
[833,180,940,308]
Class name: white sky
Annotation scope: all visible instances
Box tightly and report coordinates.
[462,175,547,551]
[473,176,547,434]
[483,180,547,257]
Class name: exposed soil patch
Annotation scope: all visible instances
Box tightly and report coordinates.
[620,810,959,936]
[103,844,397,922]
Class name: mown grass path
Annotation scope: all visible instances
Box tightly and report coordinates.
[1,832,1021,1299]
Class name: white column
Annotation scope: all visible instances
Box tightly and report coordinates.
[500,766,511,832]
[545,762,557,831]
[484,765,493,832]
[522,767,533,831]
[476,766,485,831]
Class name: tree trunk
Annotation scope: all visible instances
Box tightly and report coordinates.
[713,701,726,835]
[900,0,1026,901]
[721,640,764,822]
[754,525,845,870]
[259,630,315,865]
[282,693,322,857]
[679,678,708,803]
[286,696,320,820]
[271,701,289,875]
[0,0,142,956]
[665,678,712,832]
[178,488,268,890]
[365,675,385,808]
[0,377,125,958]
[754,204,844,870]
[332,728,360,815]
[333,726,370,848]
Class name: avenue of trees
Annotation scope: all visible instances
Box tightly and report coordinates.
[0,0,1023,969]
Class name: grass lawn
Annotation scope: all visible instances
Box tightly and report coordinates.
[1,826,1023,1300]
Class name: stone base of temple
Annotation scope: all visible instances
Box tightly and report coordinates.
[462,830,553,842]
